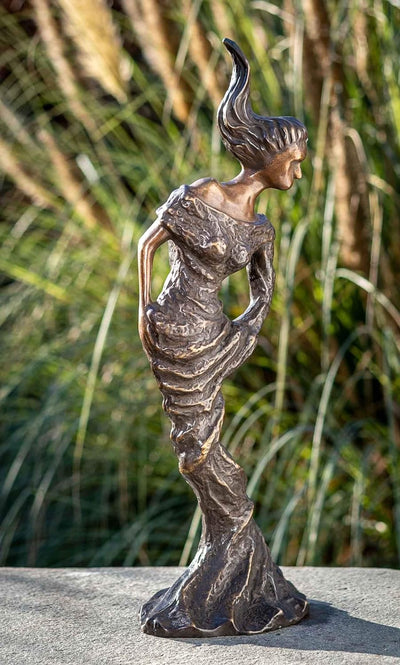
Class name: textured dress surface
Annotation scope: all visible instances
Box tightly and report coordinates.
[140,187,309,637]
[146,184,274,445]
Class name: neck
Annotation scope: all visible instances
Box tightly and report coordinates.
[189,168,270,223]
[220,168,269,219]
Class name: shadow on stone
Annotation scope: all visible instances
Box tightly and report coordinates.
[178,600,400,658]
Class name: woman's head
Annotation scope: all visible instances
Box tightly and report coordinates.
[218,39,308,171]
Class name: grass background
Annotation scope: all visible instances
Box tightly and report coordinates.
[0,0,399,569]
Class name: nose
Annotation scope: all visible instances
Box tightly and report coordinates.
[294,164,302,179]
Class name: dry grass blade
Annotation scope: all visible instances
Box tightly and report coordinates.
[0,136,58,209]
[301,0,371,272]
[181,0,224,108]
[336,270,400,331]
[56,0,129,102]
[38,128,114,232]
[0,97,37,148]
[32,0,97,133]
[123,0,191,122]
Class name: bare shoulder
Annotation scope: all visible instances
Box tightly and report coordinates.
[187,177,227,211]
[189,177,225,201]
[189,176,215,189]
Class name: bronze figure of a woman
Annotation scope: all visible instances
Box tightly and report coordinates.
[138,39,308,637]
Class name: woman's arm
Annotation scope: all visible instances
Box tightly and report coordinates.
[233,242,275,333]
[138,220,170,345]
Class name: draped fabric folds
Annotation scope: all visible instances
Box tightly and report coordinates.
[144,185,274,469]
[140,187,308,637]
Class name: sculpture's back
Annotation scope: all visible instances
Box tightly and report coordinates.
[138,39,309,637]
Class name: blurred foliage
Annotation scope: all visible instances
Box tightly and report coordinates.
[0,0,399,569]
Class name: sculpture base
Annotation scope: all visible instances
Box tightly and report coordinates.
[140,518,308,638]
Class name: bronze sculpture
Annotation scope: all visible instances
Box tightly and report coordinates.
[138,38,308,638]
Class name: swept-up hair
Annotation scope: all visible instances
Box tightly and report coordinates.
[218,39,308,169]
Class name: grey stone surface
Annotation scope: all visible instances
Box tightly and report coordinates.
[0,566,399,665]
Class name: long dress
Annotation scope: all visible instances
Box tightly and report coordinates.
[140,185,308,637]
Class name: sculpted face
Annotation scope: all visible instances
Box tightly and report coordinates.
[259,142,307,190]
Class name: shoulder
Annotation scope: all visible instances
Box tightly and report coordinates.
[156,185,188,217]
[156,183,213,224]
[189,176,214,188]
[155,185,205,243]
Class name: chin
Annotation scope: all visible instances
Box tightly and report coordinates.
[276,181,292,191]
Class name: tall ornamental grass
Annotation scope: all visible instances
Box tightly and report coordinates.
[0,0,399,568]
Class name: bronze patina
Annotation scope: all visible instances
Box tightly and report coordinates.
[138,38,309,638]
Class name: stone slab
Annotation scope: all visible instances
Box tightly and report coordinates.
[0,566,399,665]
